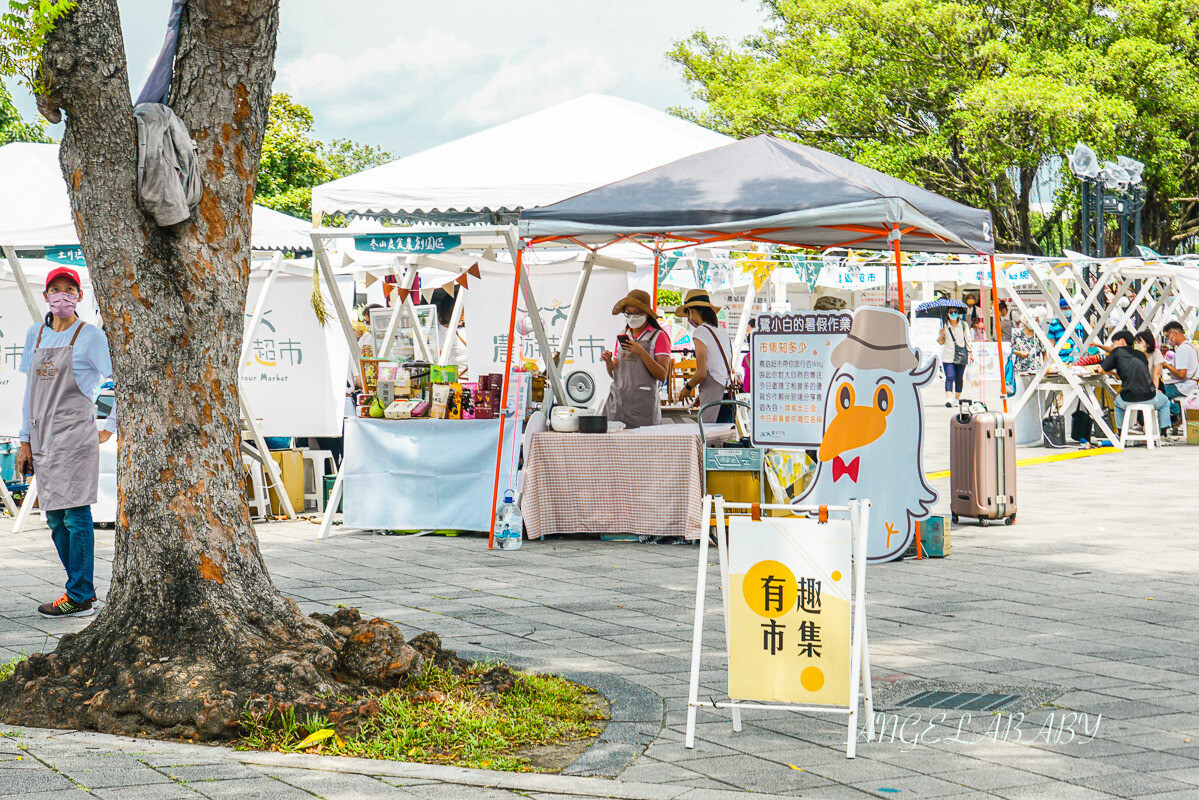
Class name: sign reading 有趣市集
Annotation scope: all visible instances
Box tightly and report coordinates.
[751,311,853,449]
[353,233,461,254]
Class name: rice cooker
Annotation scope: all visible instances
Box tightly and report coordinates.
[550,406,581,432]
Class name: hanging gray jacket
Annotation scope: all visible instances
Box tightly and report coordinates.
[134,102,201,227]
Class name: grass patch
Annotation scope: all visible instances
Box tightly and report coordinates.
[0,653,27,682]
[238,664,607,772]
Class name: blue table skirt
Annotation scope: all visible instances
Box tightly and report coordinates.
[343,417,518,532]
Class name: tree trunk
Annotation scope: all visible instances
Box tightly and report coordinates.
[0,0,403,740]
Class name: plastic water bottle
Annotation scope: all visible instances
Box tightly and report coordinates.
[495,490,523,550]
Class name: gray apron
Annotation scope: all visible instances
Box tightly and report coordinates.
[29,322,100,511]
[603,326,663,430]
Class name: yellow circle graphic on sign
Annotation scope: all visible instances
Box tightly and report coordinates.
[801,666,825,692]
[831,571,842,582]
[742,560,796,619]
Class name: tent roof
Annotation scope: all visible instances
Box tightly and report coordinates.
[0,142,312,251]
[520,135,995,254]
[310,93,733,218]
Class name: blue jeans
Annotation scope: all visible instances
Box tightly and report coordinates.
[943,362,966,394]
[1114,392,1171,431]
[45,505,94,603]
[1163,383,1185,419]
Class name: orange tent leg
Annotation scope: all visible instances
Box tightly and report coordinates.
[488,244,525,549]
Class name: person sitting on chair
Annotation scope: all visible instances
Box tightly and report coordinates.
[1097,330,1170,441]
[1161,321,1198,431]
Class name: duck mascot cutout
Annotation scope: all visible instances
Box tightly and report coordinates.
[793,307,937,562]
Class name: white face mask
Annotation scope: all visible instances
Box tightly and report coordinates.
[625,313,647,329]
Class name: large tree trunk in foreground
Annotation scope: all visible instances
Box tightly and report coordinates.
[0,0,412,740]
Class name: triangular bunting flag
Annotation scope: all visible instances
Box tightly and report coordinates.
[394,287,411,304]
[455,273,469,288]
[467,262,481,279]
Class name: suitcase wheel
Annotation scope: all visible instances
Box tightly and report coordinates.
[951,514,959,524]
[1005,515,1015,525]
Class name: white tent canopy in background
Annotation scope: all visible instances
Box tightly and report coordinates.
[311,94,733,220]
[0,142,312,251]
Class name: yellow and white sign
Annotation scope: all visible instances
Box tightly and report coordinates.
[727,515,852,706]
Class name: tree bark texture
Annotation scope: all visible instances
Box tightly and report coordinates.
[0,0,399,740]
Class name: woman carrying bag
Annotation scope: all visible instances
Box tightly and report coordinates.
[937,307,971,407]
[675,290,736,423]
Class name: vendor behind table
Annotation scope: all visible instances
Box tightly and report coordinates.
[601,289,670,429]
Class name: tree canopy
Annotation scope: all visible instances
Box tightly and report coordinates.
[257,93,392,220]
[670,0,1199,254]
[0,80,49,144]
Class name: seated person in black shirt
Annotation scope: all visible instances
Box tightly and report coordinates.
[1097,330,1171,438]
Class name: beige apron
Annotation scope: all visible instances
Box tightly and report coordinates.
[29,322,100,511]
[603,326,663,430]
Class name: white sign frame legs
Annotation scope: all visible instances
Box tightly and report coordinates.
[685,496,874,758]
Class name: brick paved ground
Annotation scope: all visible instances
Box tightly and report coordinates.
[0,403,1197,799]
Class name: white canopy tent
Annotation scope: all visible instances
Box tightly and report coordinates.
[310,94,733,223]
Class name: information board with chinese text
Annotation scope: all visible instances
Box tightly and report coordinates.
[751,312,852,449]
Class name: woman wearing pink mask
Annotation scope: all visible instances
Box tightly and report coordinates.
[15,267,116,619]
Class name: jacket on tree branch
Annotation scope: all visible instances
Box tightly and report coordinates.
[134,103,200,226]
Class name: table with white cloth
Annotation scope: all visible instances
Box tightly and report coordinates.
[343,417,517,532]
[522,423,736,540]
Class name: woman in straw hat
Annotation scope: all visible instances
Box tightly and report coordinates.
[675,290,734,424]
[601,289,672,429]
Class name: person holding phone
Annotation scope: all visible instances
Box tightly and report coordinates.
[601,290,670,429]
[16,267,117,618]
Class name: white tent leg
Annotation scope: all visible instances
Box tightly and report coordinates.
[317,466,344,540]
[312,232,364,383]
[3,245,44,323]
[517,270,567,405]
[12,476,37,533]
[239,394,296,519]
[0,480,16,517]
[438,277,468,366]
[553,255,593,374]
[732,280,758,355]
[240,251,285,367]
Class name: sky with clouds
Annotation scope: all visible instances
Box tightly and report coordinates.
[10,0,766,157]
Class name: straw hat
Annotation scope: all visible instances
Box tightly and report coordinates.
[673,289,722,318]
[611,289,658,318]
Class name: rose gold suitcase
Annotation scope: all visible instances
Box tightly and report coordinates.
[949,408,1016,526]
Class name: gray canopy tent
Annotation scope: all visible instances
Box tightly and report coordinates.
[519,134,1003,397]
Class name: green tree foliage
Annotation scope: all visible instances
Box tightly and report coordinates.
[670,0,1199,254]
[257,93,393,220]
[0,0,76,96]
[0,80,50,144]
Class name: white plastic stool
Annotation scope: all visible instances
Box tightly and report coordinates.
[301,450,336,512]
[1119,403,1160,450]
[242,455,271,518]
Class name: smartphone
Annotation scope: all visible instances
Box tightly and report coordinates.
[617,334,631,347]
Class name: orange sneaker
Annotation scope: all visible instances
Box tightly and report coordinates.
[37,593,94,618]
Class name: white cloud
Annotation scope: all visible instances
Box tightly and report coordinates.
[448,49,620,128]
[277,29,477,99]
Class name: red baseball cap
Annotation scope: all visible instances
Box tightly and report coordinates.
[45,266,81,290]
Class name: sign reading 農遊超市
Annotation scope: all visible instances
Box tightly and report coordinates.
[353,233,461,254]
[727,515,853,706]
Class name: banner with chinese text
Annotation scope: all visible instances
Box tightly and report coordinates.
[750,312,852,448]
[727,515,853,706]
[241,274,352,437]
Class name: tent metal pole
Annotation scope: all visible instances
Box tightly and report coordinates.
[3,245,43,323]
[891,224,905,313]
[553,254,594,378]
[240,251,284,367]
[651,241,661,313]
[489,238,525,550]
[989,254,1008,413]
[311,232,364,387]
[437,276,468,367]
